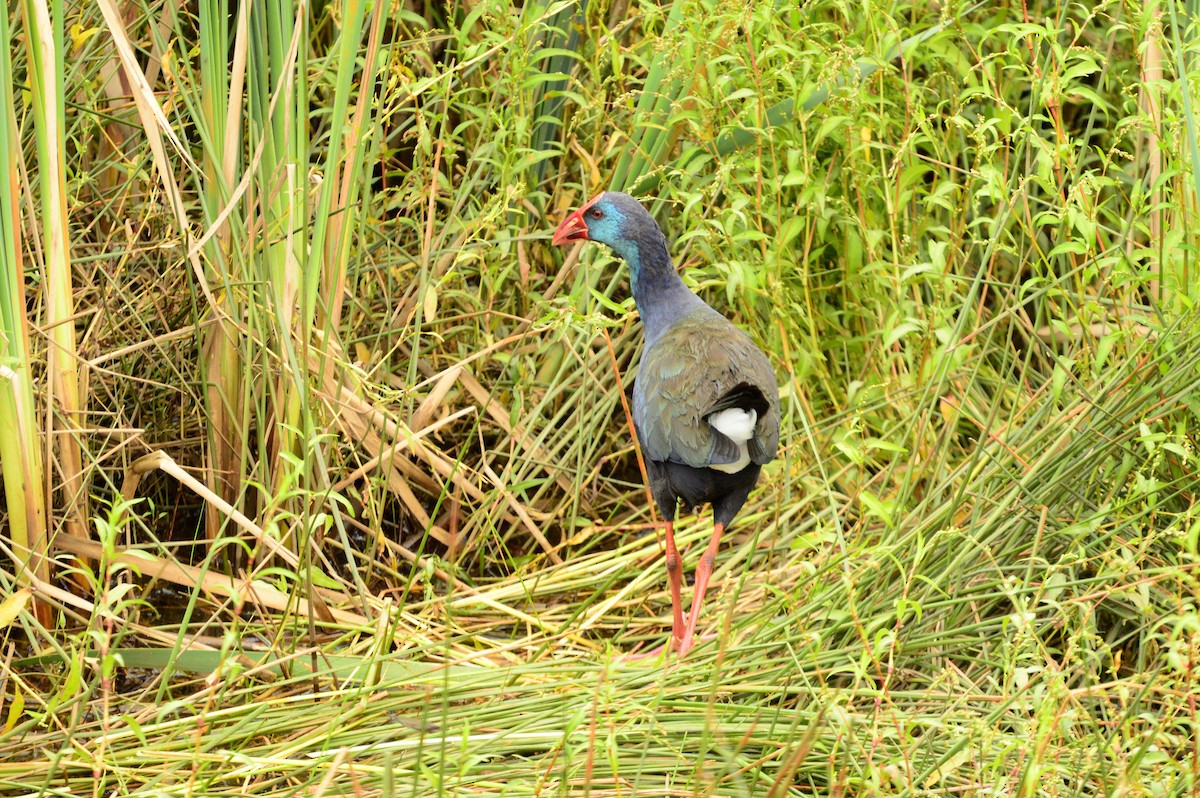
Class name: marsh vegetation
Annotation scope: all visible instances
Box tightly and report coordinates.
[1,1,1197,794]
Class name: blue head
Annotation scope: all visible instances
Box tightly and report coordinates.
[551,192,671,292]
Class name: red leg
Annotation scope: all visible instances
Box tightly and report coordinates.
[663,520,686,645]
[679,522,725,655]
[623,520,686,661]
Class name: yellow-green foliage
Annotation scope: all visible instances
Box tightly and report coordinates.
[0,1,1197,795]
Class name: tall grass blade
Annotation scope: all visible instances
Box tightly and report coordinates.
[196,0,249,542]
[610,0,690,192]
[0,3,46,614]
[21,0,88,551]
[527,0,586,197]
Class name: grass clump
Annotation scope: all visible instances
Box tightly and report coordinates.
[1,0,1198,795]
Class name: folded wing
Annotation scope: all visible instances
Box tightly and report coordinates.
[633,309,780,471]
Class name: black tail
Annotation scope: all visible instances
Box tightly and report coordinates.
[705,382,770,419]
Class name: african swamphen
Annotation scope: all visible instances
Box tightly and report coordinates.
[552,192,780,656]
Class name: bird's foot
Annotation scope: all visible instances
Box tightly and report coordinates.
[620,642,672,663]
[675,631,718,656]
[621,632,717,662]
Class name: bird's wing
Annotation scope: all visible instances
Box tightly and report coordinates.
[633,310,780,469]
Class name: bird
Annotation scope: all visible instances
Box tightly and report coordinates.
[552,191,780,656]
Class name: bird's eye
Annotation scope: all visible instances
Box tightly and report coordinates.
[590,208,604,219]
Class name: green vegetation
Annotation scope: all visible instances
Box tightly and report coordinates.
[1,0,1197,794]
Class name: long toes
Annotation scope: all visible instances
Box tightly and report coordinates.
[621,630,723,662]
[678,632,720,657]
[621,643,669,662]
[621,633,689,662]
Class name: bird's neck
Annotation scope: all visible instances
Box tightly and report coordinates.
[620,237,705,346]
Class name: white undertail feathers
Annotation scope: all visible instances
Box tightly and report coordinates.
[707,408,757,474]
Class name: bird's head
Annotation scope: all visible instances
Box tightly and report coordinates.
[551,192,661,265]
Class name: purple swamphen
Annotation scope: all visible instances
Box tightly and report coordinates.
[552,192,780,656]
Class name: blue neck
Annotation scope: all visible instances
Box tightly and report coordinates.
[616,237,705,346]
